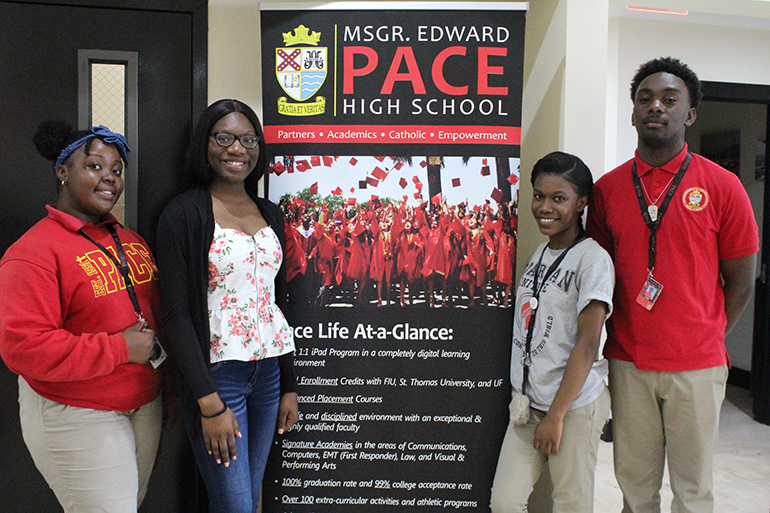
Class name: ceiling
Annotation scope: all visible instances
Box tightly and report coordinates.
[609,0,770,30]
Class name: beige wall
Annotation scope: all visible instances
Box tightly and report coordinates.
[610,15,770,169]
[518,0,609,283]
[208,0,263,114]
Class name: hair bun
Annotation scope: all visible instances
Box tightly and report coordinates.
[33,120,74,162]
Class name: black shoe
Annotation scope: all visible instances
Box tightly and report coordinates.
[600,418,613,442]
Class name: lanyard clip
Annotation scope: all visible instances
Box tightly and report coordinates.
[137,313,150,330]
[521,353,531,368]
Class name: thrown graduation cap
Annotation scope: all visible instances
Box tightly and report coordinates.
[371,167,387,180]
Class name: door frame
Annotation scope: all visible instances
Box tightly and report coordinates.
[701,81,770,424]
[0,2,210,510]
[4,0,208,123]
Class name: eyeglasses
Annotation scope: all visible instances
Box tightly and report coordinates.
[211,132,260,149]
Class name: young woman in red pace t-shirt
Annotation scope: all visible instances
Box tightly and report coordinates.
[0,121,163,513]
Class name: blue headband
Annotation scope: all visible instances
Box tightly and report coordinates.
[55,125,132,167]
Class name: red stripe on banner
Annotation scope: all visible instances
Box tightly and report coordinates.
[264,125,521,145]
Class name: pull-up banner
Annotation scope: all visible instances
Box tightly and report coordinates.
[260,3,526,512]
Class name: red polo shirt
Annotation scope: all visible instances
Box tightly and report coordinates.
[587,145,759,371]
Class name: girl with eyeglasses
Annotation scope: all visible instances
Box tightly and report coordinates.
[156,99,298,513]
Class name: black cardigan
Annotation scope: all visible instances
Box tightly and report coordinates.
[156,187,297,410]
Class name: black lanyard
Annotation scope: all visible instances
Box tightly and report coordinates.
[78,224,144,321]
[521,233,583,393]
[631,153,690,272]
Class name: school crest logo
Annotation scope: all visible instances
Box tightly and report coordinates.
[682,187,709,211]
[276,25,327,116]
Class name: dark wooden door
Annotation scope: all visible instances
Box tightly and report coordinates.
[698,81,770,426]
[0,1,207,511]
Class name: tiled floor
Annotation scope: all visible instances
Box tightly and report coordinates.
[594,385,770,513]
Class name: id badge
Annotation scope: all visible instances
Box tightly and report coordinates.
[636,275,663,310]
[149,338,168,369]
[139,315,168,369]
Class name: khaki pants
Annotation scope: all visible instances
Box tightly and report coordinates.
[18,377,162,513]
[491,386,611,513]
[608,359,727,513]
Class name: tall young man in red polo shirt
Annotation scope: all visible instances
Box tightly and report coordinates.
[587,57,758,512]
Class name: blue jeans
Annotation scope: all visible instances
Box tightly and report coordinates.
[187,358,280,513]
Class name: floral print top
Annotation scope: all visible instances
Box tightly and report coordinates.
[208,223,295,363]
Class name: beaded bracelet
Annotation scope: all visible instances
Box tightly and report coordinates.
[200,400,228,419]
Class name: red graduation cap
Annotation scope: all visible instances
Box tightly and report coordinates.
[373,156,385,162]
[507,173,519,185]
[366,176,379,187]
[480,166,491,176]
[482,158,488,165]
[413,192,422,199]
[323,156,334,166]
[402,195,409,202]
[371,167,387,180]
[350,187,356,194]
[431,193,442,205]
[347,197,357,206]
[490,188,503,202]
[331,187,343,195]
[419,160,427,168]
[371,195,379,201]
[310,156,321,167]
[399,177,408,189]
[452,177,461,187]
[296,159,311,172]
[308,182,319,195]
[349,157,358,166]
[394,162,404,171]
[271,161,286,175]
